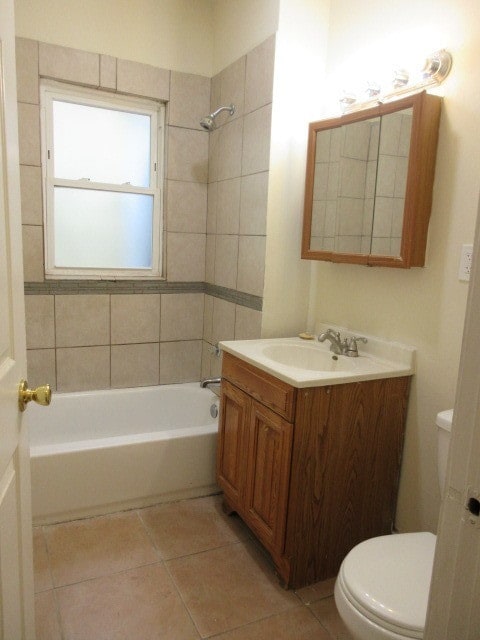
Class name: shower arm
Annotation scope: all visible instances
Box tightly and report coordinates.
[210,104,235,118]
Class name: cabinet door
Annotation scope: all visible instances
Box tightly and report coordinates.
[245,400,293,554]
[217,380,250,506]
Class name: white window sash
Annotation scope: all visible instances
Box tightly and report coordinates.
[40,81,165,280]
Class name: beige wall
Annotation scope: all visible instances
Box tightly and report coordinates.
[311,0,480,532]
[14,0,214,76]
[262,0,331,337]
[211,0,278,75]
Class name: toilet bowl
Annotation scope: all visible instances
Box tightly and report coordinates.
[334,409,453,640]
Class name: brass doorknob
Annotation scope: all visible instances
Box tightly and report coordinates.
[18,380,52,412]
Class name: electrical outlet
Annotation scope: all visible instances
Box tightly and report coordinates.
[459,244,473,282]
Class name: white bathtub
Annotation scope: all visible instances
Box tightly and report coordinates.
[28,383,219,524]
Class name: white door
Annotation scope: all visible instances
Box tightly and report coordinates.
[0,0,35,637]
[424,192,480,639]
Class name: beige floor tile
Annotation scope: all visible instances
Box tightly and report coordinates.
[35,590,62,640]
[139,494,249,560]
[44,511,159,587]
[33,527,52,593]
[212,606,332,639]
[167,541,299,637]
[57,563,200,640]
[296,577,336,604]
[310,596,354,639]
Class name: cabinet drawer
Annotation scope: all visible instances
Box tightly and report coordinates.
[222,353,296,421]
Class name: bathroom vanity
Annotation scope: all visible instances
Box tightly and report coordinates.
[217,335,414,589]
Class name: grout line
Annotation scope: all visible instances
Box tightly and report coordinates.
[163,557,203,639]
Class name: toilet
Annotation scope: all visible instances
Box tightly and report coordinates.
[334,409,453,640]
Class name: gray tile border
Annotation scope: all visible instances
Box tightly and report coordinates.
[24,281,263,312]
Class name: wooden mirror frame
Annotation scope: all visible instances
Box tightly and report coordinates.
[301,91,441,268]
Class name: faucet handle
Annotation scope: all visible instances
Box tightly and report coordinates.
[345,336,368,357]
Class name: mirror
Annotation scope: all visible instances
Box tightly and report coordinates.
[302,91,441,268]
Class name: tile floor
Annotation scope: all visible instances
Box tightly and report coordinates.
[33,494,353,640]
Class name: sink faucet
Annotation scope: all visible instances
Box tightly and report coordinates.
[317,329,345,355]
[317,329,367,357]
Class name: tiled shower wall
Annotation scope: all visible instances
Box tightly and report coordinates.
[17,36,270,391]
[202,36,274,378]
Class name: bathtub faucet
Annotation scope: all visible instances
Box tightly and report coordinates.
[200,377,221,398]
[200,377,221,389]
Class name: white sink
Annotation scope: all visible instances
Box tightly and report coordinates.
[219,334,415,388]
[261,344,357,372]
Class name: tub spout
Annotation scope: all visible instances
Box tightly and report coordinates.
[200,377,221,389]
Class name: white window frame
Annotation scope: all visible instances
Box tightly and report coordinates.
[40,81,165,280]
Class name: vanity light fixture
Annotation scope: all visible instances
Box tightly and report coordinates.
[340,48,452,113]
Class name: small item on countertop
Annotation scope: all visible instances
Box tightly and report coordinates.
[298,332,315,340]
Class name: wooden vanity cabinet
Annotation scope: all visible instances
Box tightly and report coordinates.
[217,352,411,589]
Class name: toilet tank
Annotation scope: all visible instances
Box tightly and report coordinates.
[436,409,453,495]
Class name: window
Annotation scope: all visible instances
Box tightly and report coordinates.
[41,82,164,279]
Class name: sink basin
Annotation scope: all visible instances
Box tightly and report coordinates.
[219,335,415,388]
[261,344,356,371]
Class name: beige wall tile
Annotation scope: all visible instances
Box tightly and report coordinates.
[210,73,221,114]
[210,350,223,377]
[235,306,262,340]
[203,295,214,343]
[216,57,246,121]
[159,340,202,384]
[56,346,110,392]
[55,295,110,347]
[166,233,206,282]
[18,103,40,166]
[207,182,217,234]
[214,235,238,290]
[242,104,272,176]
[16,37,39,104]
[170,72,210,130]
[216,178,240,234]
[216,118,243,182]
[245,36,275,114]
[212,298,236,344]
[39,42,99,86]
[100,55,116,89]
[25,295,55,349]
[167,127,209,183]
[160,293,204,341]
[208,127,220,183]
[111,294,160,345]
[27,349,56,391]
[237,236,266,297]
[239,172,268,236]
[166,181,207,233]
[22,225,44,282]
[117,59,169,100]
[111,343,159,388]
[201,341,212,379]
[20,165,43,225]
[205,234,215,284]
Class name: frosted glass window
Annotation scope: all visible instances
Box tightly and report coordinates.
[41,82,164,279]
[53,101,151,187]
[54,188,153,269]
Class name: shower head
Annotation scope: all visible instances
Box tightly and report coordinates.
[200,104,235,131]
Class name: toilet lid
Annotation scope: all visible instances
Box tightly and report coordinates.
[340,532,436,636]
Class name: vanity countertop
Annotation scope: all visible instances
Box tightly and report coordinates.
[219,335,415,388]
